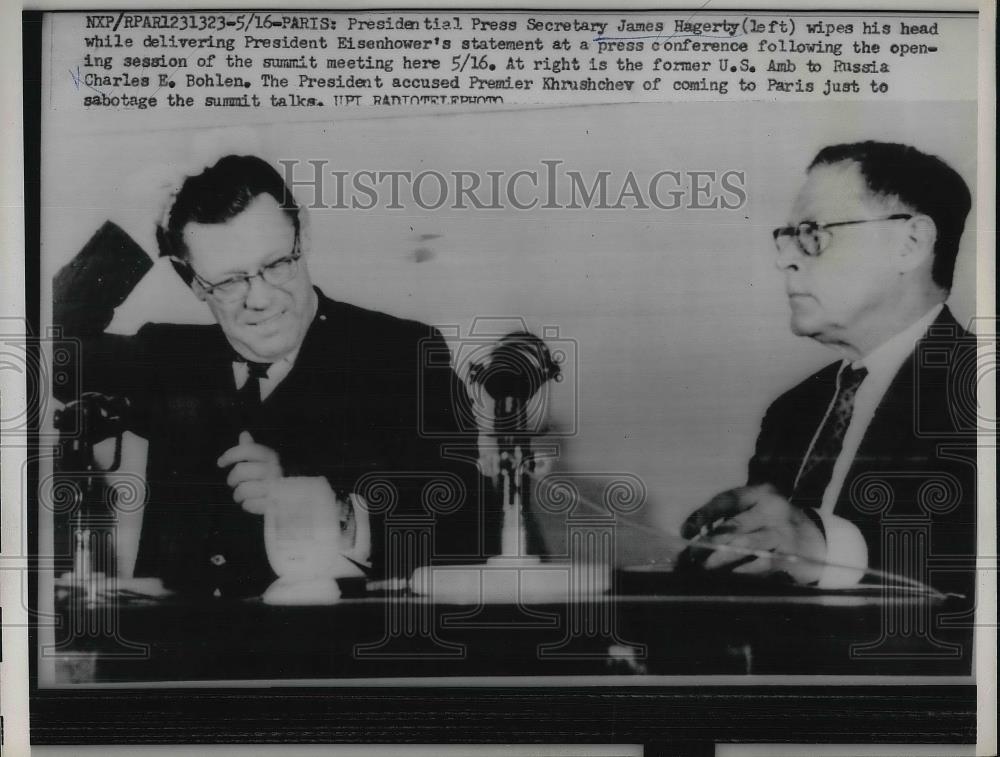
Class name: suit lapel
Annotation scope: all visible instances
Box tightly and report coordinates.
[835,306,964,511]
[263,292,354,407]
[786,363,842,473]
[852,354,915,467]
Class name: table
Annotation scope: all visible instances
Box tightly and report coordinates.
[46,575,975,683]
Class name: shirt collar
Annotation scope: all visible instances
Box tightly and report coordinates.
[849,303,944,383]
[231,345,299,372]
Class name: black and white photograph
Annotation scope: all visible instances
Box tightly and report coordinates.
[2,3,995,754]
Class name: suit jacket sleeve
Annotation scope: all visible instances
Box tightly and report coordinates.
[414,328,496,566]
[747,401,790,495]
[329,321,489,578]
[52,221,154,438]
[52,321,154,441]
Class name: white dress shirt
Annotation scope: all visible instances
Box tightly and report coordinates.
[232,348,299,399]
[810,304,944,587]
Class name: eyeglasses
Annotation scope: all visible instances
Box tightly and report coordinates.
[179,239,302,303]
[773,214,913,257]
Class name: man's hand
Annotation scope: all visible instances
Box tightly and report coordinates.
[261,478,373,579]
[217,431,283,513]
[680,484,827,584]
[215,434,373,569]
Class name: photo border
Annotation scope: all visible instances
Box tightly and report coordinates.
[13,3,993,751]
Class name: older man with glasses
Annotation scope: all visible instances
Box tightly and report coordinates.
[681,141,977,596]
[56,155,489,599]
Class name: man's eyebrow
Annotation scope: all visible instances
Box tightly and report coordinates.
[213,248,295,278]
[209,267,251,280]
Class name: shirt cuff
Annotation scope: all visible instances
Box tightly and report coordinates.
[344,492,373,567]
[815,511,868,588]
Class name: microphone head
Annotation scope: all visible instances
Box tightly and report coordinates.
[54,392,131,438]
[469,331,561,401]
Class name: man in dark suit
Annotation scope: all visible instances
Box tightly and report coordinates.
[56,155,493,598]
[682,141,976,593]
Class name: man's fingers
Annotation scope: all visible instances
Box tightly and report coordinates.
[721,507,770,534]
[732,550,778,575]
[676,543,713,569]
[681,484,801,579]
[218,444,250,468]
[706,529,784,573]
[226,461,273,489]
[233,479,268,505]
[733,534,777,575]
[242,496,274,515]
[702,532,763,570]
[702,549,749,571]
[217,440,279,469]
[682,484,791,540]
[217,443,274,467]
[682,487,760,540]
[681,490,739,539]
[731,532,785,575]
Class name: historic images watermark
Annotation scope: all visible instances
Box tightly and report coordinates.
[277,159,748,212]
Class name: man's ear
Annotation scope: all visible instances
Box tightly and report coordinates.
[896,213,936,274]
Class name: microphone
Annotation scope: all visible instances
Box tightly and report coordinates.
[468,331,561,560]
[469,330,561,401]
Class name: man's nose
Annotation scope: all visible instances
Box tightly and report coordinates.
[774,243,802,272]
[244,274,275,308]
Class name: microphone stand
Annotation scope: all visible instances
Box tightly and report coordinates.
[495,394,532,559]
[54,392,130,589]
[471,332,561,563]
[411,332,568,605]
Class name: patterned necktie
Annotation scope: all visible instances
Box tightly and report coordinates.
[791,364,868,510]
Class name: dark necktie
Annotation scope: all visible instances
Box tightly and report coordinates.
[236,360,272,417]
[791,364,868,510]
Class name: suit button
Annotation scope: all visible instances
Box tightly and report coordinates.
[210,554,226,566]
